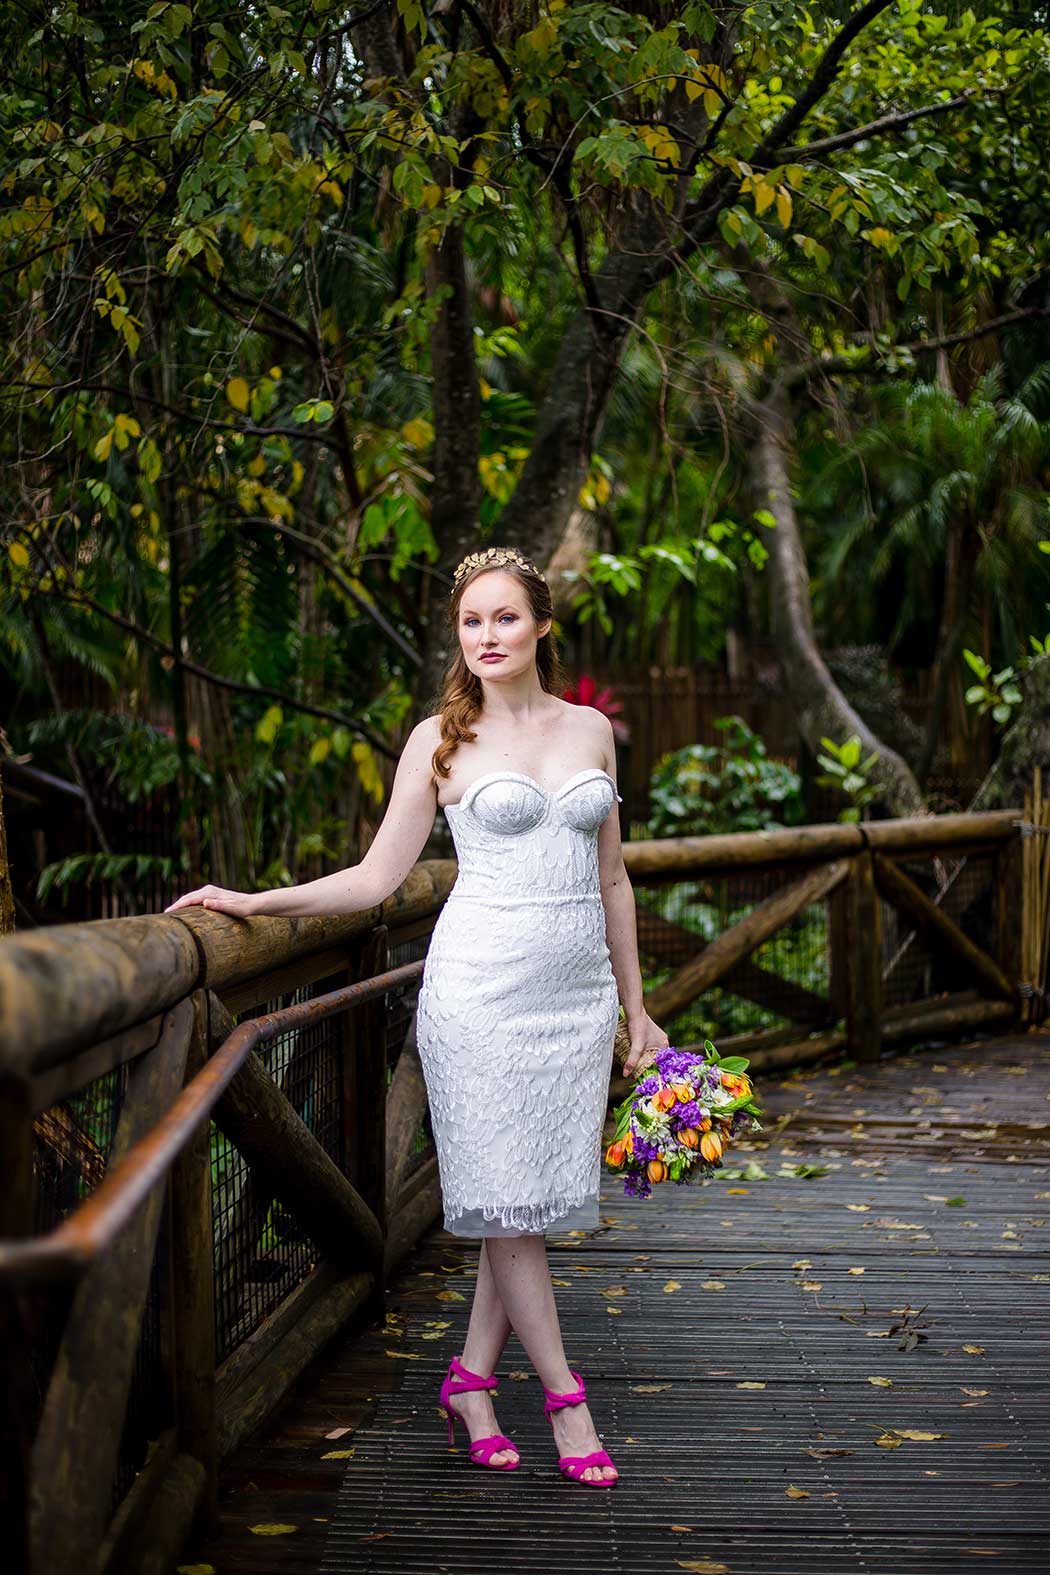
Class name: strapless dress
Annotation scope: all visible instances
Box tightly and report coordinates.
[415,768,623,1236]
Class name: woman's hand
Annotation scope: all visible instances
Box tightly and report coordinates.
[622,1010,669,1078]
[164,884,258,918]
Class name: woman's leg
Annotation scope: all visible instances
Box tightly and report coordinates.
[448,1240,518,1466]
[482,1234,617,1482]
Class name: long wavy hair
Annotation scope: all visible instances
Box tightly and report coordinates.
[431,557,568,780]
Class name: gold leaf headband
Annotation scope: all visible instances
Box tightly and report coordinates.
[452,545,546,588]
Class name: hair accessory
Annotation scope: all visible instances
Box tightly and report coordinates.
[452,546,546,587]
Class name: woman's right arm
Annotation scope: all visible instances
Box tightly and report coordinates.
[165,718,442,919]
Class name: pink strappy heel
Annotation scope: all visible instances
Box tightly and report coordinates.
[541,1369,619,1486]
[439,1354,520,1471]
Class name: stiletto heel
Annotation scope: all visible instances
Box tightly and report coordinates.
[438,1353,520,1471]
[541,1369,619,1486]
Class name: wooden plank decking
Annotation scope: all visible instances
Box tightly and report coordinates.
[180,1030,1050,1575]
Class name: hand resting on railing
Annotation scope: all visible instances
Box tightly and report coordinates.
[164,719,442,919]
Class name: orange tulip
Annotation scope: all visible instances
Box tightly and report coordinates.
[652,1087,677,1112]
[606,1140,626,1168]
[678,1127,699,1149]
[698,1116,712,1132]
[647,1159,668,1183]
[670,1082,694,1102]
[700,1130,724,1162]
[624,1131,634,1154]
[721,1070,751,1095]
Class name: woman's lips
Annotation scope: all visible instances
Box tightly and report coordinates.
[479,653,506,662]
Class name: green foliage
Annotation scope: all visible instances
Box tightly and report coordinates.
[646,717,804,838]
[814,735,881,823]
[961,649,1024,727]
[4,0,1050,890]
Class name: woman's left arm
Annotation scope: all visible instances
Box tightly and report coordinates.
[597,731,669,1077]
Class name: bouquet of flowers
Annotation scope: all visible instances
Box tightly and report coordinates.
[605,1040,763,1199]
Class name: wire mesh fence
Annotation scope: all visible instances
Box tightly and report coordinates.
[632,847,1000,1049]
[31,1063,172,1512]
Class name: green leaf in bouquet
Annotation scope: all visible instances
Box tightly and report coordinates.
[612,1098,634,1141]
[718,1055,751,1072]
[703,1038,721,1060]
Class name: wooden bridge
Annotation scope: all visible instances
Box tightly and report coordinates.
[2,809,1047,1574]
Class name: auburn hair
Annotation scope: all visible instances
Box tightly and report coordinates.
[430,557,568,780]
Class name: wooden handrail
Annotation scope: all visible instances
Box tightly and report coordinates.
[0,814,1019,1077]
[0,961,423,1284]
[0,861,454,1076]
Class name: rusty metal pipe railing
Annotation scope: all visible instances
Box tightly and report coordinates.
[0,960,424,1285]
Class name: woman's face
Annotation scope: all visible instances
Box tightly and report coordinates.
[457,569,551,680]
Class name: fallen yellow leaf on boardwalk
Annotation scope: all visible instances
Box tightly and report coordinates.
[785,1484,810,1498]
[702,1279,726,1290]
[249,1524,298,1535]
[321,1448,357,1459]
[868,1376,893,1386]
[677,1561,729,1573]
[963,1344,986,1354]
[891,1430,945,1441]
[848,1267,865,1274]
[385,1349,422,1358]
[736,1381,766,1389]
[664,1279,682,1292]
[875,1434,903,1448]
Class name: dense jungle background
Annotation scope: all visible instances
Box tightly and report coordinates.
[2,0,1050,932]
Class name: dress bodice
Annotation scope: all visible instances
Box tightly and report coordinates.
[442,768,621,901]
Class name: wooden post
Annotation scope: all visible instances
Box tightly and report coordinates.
[29,1001,194,1575]
[346,926,388,1327]
[827,880,850,1023]
[995,830,1024,998]
[169,993,218,1533]
[0,1072,33,1575]
[844,848,882,1062]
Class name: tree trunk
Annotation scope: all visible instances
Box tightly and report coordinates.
[915,517,980,787]
[0,774,15,935]
[417,223,483,705]
[753,385,924,817]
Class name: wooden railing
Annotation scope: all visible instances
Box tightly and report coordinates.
[0,810,1026,1575]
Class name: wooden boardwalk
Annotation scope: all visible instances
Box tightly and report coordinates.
[182,1031,1050,1575]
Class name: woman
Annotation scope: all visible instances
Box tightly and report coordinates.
[166,544,668,1486]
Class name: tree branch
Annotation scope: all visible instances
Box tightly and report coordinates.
[33,584,400,759]
[749,0,898,165]
[789,306,1050,386]
[763,90,979,167]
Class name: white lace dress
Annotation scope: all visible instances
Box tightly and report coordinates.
[415,768,623,1237]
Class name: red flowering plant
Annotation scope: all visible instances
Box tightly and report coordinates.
[563,674,629,744]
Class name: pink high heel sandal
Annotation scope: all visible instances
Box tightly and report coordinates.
[541,1369,619,1486]
[439,1354,520,1471]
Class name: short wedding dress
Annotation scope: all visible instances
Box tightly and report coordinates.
[415,767,623,1237]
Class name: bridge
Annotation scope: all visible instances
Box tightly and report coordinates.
[2,809,1047,1573]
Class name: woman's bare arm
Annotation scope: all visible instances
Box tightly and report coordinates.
[165,718,441,918]
[594,715,668,1075]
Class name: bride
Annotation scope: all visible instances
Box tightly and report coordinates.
[166,543,668,1486]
